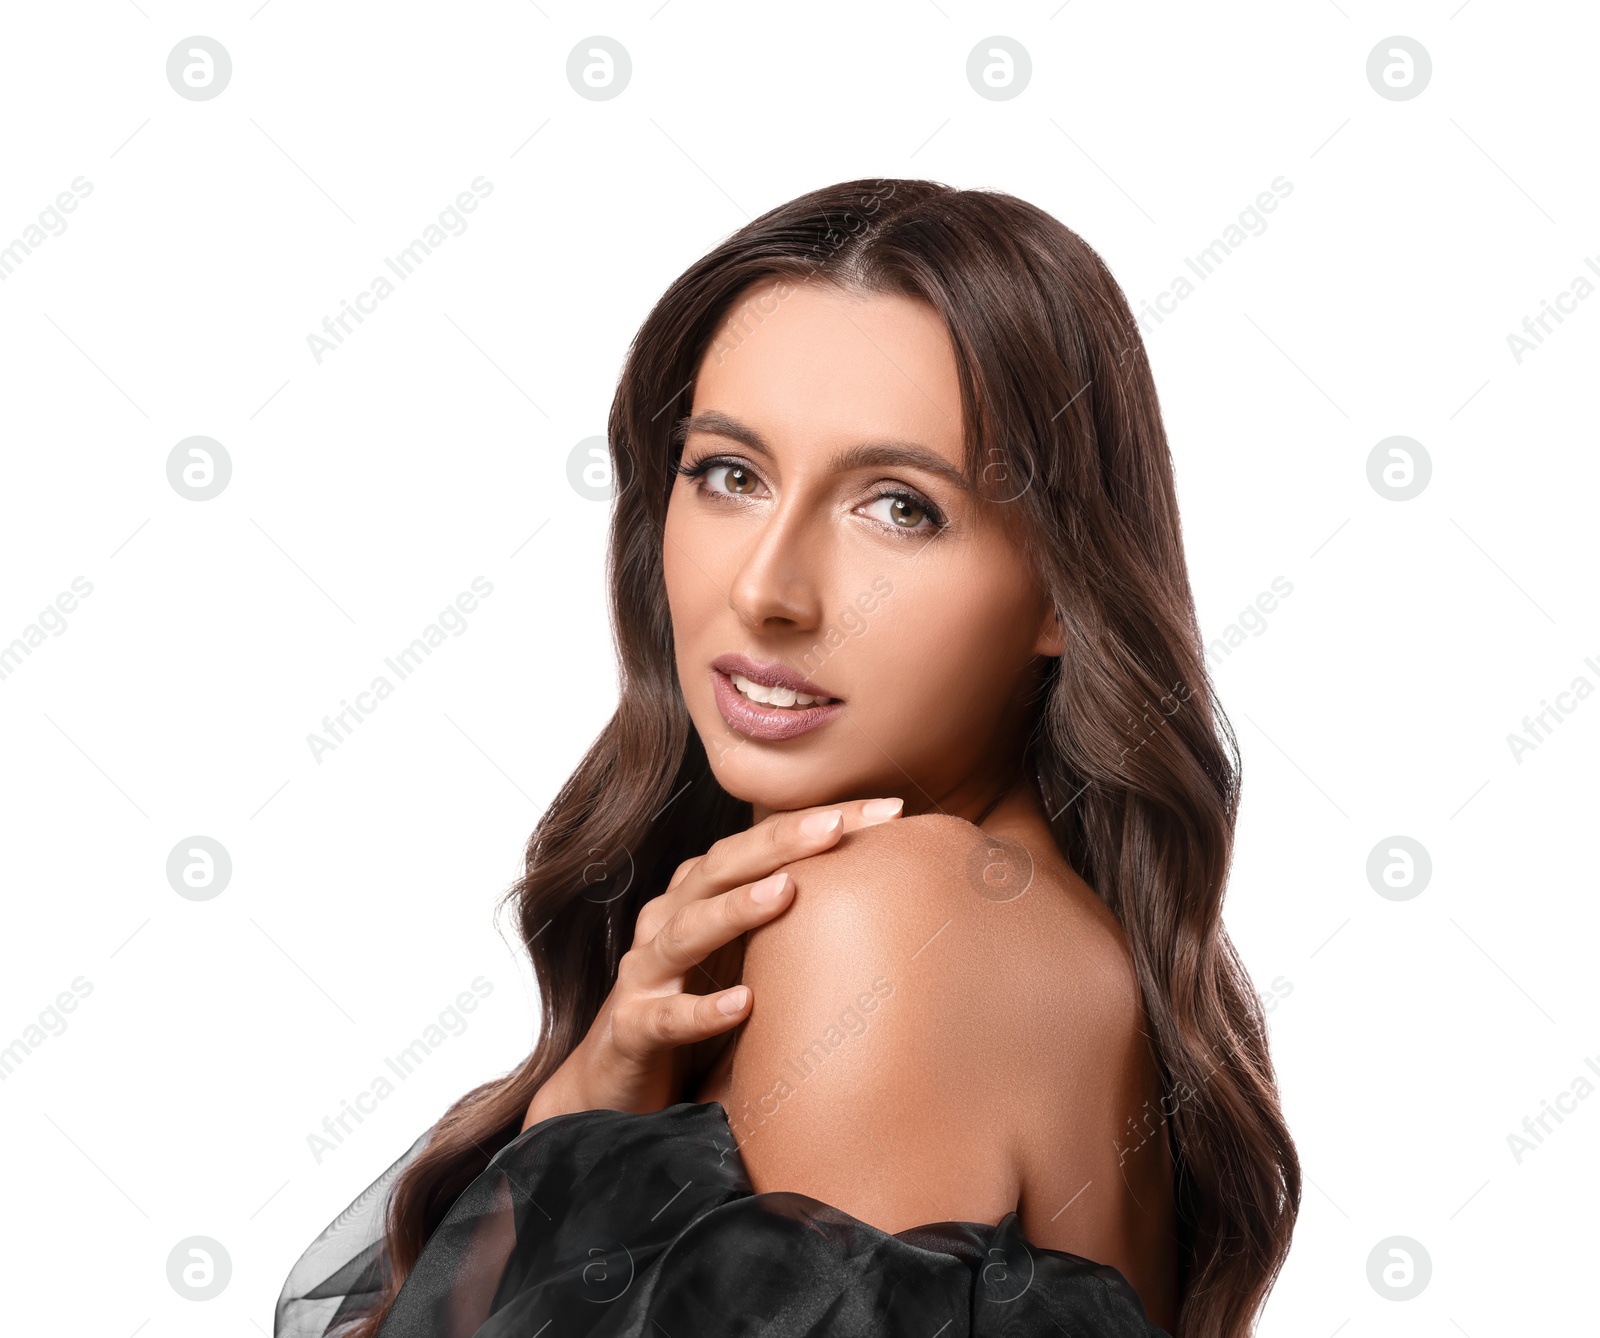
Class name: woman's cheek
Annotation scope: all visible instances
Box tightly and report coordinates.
[662,515,712,628]
[850,593,967,713]
[871,582,1024,722]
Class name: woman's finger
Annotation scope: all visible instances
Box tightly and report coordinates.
[633,870,795,988]
[636,798,900,946]
[663,797,903,904]
[613,983,751,1058]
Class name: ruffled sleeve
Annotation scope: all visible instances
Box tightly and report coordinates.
[277,1101,1169,1337]
[274,1128,431,1338]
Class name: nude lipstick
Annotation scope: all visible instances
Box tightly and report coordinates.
[709,652,845,742]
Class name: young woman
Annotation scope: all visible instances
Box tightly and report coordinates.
[276,179,1299,1338]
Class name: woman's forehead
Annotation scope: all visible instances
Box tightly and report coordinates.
[689,282,964,471]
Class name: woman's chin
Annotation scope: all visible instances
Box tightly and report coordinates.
[705,754,861,816]
[724,779,843,816]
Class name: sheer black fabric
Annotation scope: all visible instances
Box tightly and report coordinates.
[276,1127,433,1338]
[276,1100,1170,1337]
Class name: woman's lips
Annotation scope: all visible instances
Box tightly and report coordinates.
[710,668,845,742]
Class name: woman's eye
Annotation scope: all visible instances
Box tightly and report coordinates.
[705,463,763,496]
[861,493,934,530]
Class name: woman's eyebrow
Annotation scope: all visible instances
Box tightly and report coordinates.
[676,410,971,490]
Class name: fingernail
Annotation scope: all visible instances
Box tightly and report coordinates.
[799,810,843,839]
[750,872,789,903]
[717,986,749,1015]
[861,798,904,823]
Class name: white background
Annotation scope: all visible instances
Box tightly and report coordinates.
[1,2,1594,1333]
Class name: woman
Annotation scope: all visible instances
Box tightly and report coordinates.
[276,178,1299,1338]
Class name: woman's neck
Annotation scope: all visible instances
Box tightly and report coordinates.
[748,768,1056,846]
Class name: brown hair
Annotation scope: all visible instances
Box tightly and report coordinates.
[344,178,1299,1338]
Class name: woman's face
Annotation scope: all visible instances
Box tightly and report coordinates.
[662,279,1064,820]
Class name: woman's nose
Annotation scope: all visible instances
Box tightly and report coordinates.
[726,507,824,633]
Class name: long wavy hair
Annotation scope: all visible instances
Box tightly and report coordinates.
[343,178,1299,1338]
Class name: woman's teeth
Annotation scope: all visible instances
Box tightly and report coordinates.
[729,672,831,709]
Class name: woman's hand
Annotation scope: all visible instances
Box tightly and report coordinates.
[520,797,903,1132]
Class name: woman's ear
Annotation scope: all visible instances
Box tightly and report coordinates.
[1033,603,1068,658]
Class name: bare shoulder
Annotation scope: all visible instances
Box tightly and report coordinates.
[749,811,1147,1045]
[723,812,1160,1245]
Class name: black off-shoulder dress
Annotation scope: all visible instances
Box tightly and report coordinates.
[275,1100,1171,1337]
